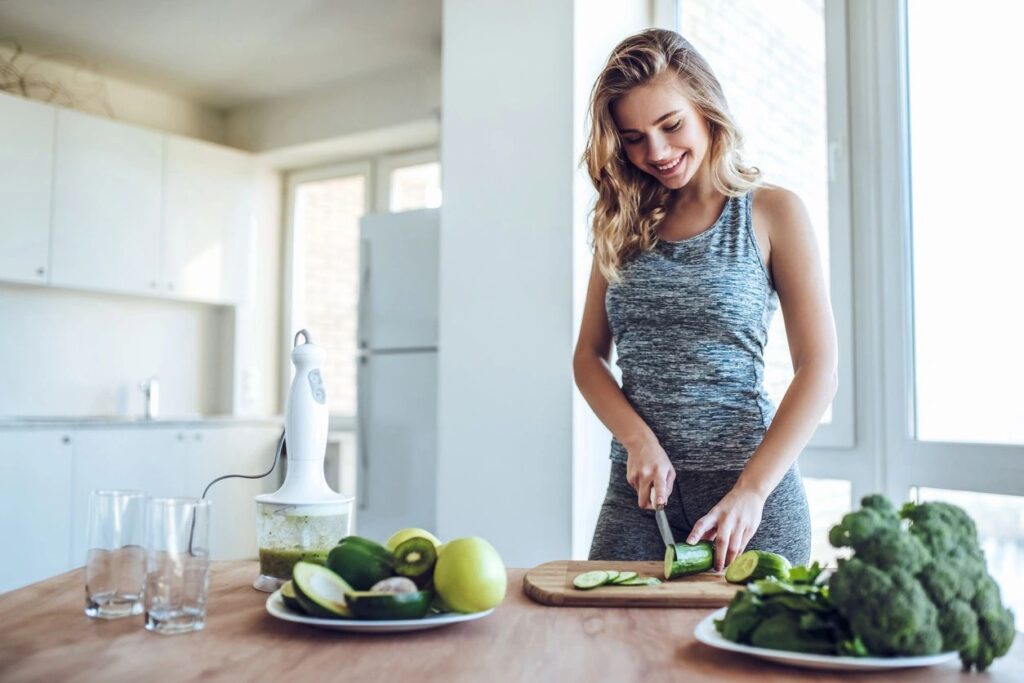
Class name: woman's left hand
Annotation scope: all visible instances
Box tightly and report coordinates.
[686,486,766,572]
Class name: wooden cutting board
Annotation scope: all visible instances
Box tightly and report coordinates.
[522,560,740,608]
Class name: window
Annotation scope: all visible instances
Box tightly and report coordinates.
[675,0,852,441]
[907,0,1024,446]
[912,487,1024,630]
[285,149,442,418]
[287,167,369,416]
[803,477,852,567]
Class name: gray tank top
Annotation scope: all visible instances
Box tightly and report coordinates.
[606,191,778,470]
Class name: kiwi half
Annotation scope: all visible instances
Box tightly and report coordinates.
[393,537,437,583]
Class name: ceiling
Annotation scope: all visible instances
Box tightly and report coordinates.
[0,0,442,109]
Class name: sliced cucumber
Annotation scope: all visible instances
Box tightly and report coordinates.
[664,541,714,579]
[618,576,662,586]
[610,571,638,584]
[725,550,791,584]
[572,570,610,590]
[603,570,620,583]
[292,561,354,618]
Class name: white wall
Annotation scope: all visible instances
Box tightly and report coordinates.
[438,0,575,567]
[0,45,226,143]
[225,58,441,152]
[0,284,229,417]
[571,1,652,559]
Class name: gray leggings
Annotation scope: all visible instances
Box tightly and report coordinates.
[589,461,811,565]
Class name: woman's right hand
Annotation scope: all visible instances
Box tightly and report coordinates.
[625,436,676,510]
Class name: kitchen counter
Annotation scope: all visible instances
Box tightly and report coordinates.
[1,562,1021,682]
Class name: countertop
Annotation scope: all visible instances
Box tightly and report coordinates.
[1,561,1021,683]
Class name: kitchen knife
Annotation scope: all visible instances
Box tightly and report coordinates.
[651,488,677,548]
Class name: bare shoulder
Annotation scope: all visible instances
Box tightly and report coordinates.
[751,184,810,238]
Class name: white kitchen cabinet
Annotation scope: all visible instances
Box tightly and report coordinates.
[162,137,254,304]
[69,428,189,563]
[184,426,281,560]
[50,108,163,296]
[0,93,54,285]
[0,430,74,592]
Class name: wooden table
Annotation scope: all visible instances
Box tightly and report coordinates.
[1,561,1021,682]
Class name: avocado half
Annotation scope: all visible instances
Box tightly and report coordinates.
[291,561,355,618]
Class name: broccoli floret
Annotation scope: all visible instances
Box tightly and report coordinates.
[829,557,943,656]
[828,495,1017,671]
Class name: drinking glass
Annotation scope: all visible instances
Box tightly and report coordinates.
[144,497,211,635]
[84,490,147,618]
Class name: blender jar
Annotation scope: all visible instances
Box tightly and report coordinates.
[253,498,354,592]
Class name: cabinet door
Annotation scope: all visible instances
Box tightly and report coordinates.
[0,93,54,285]
[69,429,189,563]
[162,137,253,304]
[51,109,163,295]
[185,426,281,560]
[0,430,74,592]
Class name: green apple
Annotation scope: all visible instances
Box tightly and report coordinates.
[434,537,506,613]
[385,527,442,552]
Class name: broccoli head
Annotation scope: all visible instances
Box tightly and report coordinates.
[828,495,1017,671]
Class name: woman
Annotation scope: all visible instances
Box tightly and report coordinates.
[574,28,837,570]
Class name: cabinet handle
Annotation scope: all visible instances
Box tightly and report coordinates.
[36,267,45,276]
[167,282,175,291]
[150,280,158,289]
[62,435,71,444]
[177,433,185,441]
[194,433,202,441]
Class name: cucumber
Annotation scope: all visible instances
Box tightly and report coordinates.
[291,561,354,618]
[572,570,610,589]
[725,550,791,584]
[347,590,432,620]
[664,541,714,579]
[610,571,638,584]
[603,570,620,583]
[326,536,394,590]
[618,576,662,586]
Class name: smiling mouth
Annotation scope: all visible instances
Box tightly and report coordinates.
[652,154,684,174]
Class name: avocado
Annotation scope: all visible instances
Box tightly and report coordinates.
[291,561,354,618]
[280,580,305,613]
[326,536,394,590]
[347,590,432,620]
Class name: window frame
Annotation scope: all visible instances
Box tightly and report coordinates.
[373,147,441,213]
[668,0,857,449]
[281,160,373,420]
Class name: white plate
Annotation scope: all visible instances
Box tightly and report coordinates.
[265,589,495,633]
[694,607,960,671]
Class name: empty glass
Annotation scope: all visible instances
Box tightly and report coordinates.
[144,498,211,635]
[84,490,147,619]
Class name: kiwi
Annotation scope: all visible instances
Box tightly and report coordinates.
[393,537,437,583]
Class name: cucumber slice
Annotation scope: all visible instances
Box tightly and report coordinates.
[292,561,354,618]
[603,570,620,583]
[572,570,610,590]
[725,550,792,584]
[610,571,638,584]
[664,541,714,579]
[618,575,662,586]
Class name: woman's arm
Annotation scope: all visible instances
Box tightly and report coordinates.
[687,187,838,569]
[573,260,675,509]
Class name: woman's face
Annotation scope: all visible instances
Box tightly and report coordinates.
[611,77,711,190]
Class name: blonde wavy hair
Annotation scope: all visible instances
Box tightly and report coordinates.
[582,28,761,282]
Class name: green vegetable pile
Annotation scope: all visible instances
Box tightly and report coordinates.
[715,494,1016,672]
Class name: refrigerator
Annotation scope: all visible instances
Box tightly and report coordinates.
[354,208,439,542]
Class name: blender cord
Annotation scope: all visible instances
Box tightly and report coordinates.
[187,429,286,556]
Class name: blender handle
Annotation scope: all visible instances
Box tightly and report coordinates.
[357,354,369,511]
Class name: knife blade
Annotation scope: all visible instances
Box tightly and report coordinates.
[655,504,676,548]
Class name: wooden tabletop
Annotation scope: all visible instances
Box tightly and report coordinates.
[1,561,1021,683]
